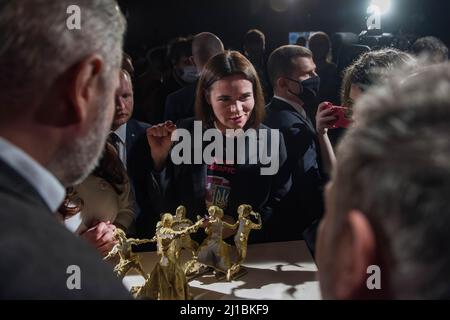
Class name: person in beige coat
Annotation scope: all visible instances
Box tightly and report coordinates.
[59,142,135,256]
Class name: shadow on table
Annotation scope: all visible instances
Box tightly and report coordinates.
[190,264,317,300]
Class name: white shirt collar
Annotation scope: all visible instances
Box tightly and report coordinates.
[0,137,65,213]
[273,95,307,119]
[114,123,127,144]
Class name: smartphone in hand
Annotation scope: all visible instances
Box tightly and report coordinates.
[324,103,353,129]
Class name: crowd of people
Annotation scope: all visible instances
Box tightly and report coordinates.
[0,0,449,299]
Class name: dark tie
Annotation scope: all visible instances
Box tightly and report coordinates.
[108,132,121,155]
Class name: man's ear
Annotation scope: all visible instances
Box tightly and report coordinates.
[67,54,104,125]
[334,210,376,299]
[276,77,287,90]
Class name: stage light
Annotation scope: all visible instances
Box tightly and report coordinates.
[369,0,391,15]
[270,0,294,13]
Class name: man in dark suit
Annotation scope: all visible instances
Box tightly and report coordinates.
[0,0,130,298]
[163,81,197,123]
[110,70,160,244]
[164,32,225,123]
[264,45,325,244]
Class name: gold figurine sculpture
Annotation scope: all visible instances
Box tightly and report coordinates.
[196,205,236,275]
[170,205,199,259]
[104,228,152,279]
[109,204,262,299]
[227,204,262,280]
[133,213,203,300]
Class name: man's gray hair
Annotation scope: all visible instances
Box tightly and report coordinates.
[0,0,126,115]
[333,63,450,299]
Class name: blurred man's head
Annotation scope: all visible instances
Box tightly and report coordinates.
[308,31,332,63]
[112,70,134,130]
[295,36,307,47]
[0,0,126,186]
[244,29,266,59]
[317,64,450,299]
[168,36,195,83]
[411,36,448,64]
[192,32,224,73]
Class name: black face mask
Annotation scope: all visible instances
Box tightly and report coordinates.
[287,76,321,106]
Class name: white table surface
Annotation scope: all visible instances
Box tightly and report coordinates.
[122,240,321,300]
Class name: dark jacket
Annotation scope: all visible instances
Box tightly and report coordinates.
[146,72,184,124]
[0,159,131,299]
[264,97,325,241]
[156,117,291,242]
[126,119,162,241]
[163,82,197,123]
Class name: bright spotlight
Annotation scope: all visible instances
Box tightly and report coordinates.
[270,0,290,13]
[370,0,391,15]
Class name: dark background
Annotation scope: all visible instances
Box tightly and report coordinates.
[118,0,450,57]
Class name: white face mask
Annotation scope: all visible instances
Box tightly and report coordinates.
[180,65,199,83]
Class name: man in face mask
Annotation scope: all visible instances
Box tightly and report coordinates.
[264,45,325,248]
[164,32,225,123]
[145,37,197,124]
[170,37,198,86]
[174,55,198,84]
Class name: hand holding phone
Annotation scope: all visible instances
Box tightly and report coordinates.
[323,102,353,129]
